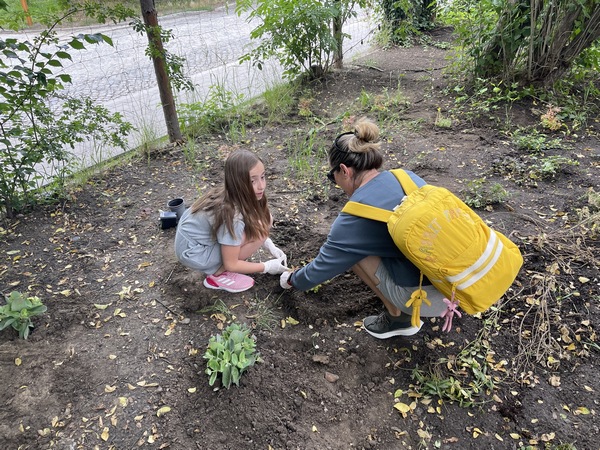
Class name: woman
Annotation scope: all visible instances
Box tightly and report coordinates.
[175,149,288,293]
[280,118,445,339]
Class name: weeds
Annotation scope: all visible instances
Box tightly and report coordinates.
[410,306,503,406]
[511,128,564,154]
[286,129,329,185]
[434,107,452,128]
[178,84,247,140]
[461,178,510,209]
[199,299,235,323]
[246,293,280,331]
[357,85,410,121]
[529,155,579,180]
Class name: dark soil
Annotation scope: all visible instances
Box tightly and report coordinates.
[1,28,599,450]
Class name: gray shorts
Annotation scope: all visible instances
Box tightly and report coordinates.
[375,263,447,317]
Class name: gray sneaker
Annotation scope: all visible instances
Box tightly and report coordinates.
[363,311,423,339]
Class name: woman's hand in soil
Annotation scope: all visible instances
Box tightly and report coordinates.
[279,271,293,289]
[263,238,287,266]
[262,258,288,275]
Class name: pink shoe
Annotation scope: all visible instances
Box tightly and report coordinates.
[203,271,254,293]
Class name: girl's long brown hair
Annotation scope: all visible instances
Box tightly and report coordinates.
[190,150,271,241]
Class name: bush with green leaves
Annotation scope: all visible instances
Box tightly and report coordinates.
[203,323,260,389]
[0,3,135,218]
[378,0,437,45]
[0,291,47,339]
[235,0,366,80]
[439,0,600,84]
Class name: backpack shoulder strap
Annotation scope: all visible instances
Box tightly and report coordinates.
[341,169,417,222]
[341,201,392,223]
[390,169,419,194]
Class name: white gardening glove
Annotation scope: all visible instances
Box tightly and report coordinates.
[263,238,287,266]
[279,271,293,289]
[262,258,288,275]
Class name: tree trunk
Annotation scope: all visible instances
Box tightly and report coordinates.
[528,1,600,84]
[332,0,343,69]
[139,0,182,143]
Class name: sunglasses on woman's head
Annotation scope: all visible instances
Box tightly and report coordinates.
[327,167,338,183]
[327,131,354,183]
[333,131,355,152]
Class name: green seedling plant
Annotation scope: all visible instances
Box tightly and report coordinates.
[529,156,579,180]
[203,323,260,389]
[0,291,47,339]
[434,107,452,128]
[511,128,563,154]
[462,178,510,209]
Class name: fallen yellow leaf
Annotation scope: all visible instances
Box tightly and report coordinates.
[100,427,109,441]
[15,357,22,366]
[156,406,171,417]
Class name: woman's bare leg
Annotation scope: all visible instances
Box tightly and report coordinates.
[352,256,402,316]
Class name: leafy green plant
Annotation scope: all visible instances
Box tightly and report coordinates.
[377,0,437,46]
[511,128,563,154]
[235,0,366,80]
[462,178,510,209]
[203,323,260,388]
[0,5,135,218]
[529,155,579,180]
[0,291,47,339]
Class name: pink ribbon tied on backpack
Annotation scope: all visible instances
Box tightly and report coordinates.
[440,296,462,332]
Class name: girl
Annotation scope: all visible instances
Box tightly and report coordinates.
[279,118,446,339]
[175,149,288,293]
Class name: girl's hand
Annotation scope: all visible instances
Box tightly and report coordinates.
[263,238,287,266]
[262,258,288,275]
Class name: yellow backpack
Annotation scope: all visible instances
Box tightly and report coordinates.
[342,169,523,327]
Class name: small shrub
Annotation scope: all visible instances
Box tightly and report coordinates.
[203,323,260,389]
[462,178,510,209]
[0,291,47,339]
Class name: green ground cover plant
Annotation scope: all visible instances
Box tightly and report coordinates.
[0,291,47,339]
